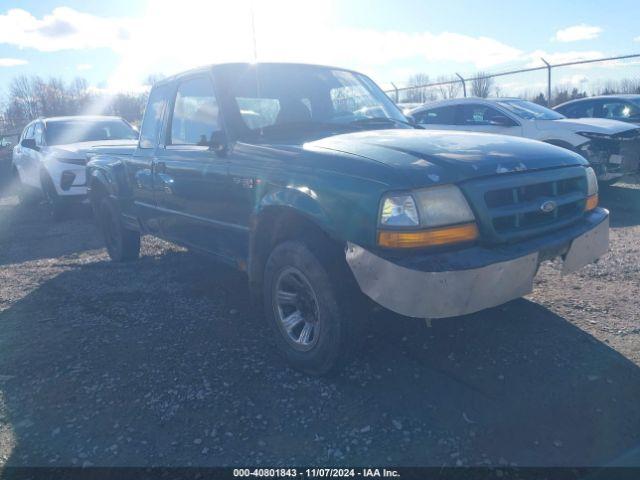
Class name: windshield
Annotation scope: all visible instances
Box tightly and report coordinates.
[45,119,138,145]
[215,64,408,137]
[497,99,565,120]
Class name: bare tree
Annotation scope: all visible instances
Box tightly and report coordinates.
[404,73,431,103]
[108,92,149,124]
[9,75,40,121]
[1,75,149,132]
[470,72,494,98]
[436,75,461,99]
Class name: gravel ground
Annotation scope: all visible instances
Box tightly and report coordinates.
[0,179,639,468]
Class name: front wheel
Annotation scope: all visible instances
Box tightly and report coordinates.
[97,196,140,262]
[41,172,67,221]
[263,241,356,375]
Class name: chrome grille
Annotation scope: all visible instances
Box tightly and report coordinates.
[461,166,588,243]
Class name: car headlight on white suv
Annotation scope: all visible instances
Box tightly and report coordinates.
[378,185,478,248]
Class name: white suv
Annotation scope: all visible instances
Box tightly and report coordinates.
[12,116,137,218]
[409,98,640,183]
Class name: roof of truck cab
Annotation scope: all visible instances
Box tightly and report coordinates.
[153,62,362,86]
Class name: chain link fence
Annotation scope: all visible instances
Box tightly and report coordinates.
[386,53,640,107]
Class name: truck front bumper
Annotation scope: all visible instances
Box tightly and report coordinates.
[346,208,609,319]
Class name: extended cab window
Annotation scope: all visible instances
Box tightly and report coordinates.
[170,77,220,146]
[414,106,456,125]
[237,98,281,129]
[140,86,168,149]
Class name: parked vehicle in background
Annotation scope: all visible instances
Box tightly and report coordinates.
[554,95,640,126]
[0,133,19,193]
[409,98,640,183]
[87,63,608,375]
[11,115,138,219]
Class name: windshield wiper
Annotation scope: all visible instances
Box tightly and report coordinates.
[349,116,422,129]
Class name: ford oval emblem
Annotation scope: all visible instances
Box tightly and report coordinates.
[540,200,557,213]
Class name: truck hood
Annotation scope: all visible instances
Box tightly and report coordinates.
[306,129,587,187]
[46,139,137,160]
[540,118,637,135]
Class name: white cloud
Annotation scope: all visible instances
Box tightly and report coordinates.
[0,7,132,52]
[558,74,589,86]
[0,3,523,91]
[554,24,602,42]
[635,36,640,42]
[109,0,523,90]
[0,57,27,67]
[76,63,92,71]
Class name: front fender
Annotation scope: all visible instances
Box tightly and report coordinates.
[256,186,336,238]
[86,156,128,199]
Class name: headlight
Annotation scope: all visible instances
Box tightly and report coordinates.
[577,131,612,140]
[378,185,478,248]
[585,167,598,196]
[414,185,475,227]
[585,166,598,211]
[380,194,419,226]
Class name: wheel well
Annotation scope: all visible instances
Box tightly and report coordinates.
[249,207,344,296]
[87,177,109,218]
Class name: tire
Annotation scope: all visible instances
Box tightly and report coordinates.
[263,240,358,375]
[97,196,140,262]
[41,172,67,221]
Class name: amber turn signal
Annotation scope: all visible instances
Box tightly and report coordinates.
[585,194,598,212]
[378,223,479,248]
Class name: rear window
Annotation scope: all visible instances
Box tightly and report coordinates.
[45,120,137,146]
[237,98,281,130]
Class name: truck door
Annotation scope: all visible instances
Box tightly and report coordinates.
[153,74,231,259]
[125,84,170,233]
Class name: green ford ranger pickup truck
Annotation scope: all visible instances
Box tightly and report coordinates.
[87,63,609,374]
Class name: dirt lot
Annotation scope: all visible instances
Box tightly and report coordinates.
[0,180,639,468]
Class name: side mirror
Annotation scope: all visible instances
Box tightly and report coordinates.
[208,130,229,156]
[488,116,514,127]
[21,138,39,150]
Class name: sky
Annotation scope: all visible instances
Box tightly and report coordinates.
[0,0,639,97]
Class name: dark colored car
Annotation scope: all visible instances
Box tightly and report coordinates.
[554,95,640,126]
[1,133,19,192]
[86,63,609,374]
